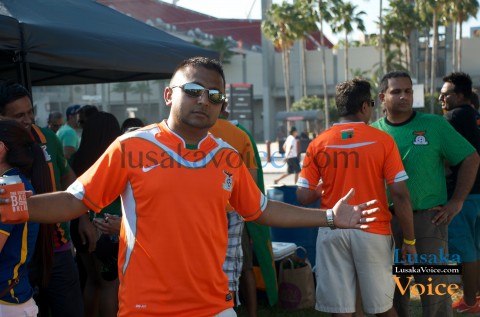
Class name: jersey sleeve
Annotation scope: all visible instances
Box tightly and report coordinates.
[67,139,128,213]
[228,154,267,222]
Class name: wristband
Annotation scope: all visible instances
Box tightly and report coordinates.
[326,209,336,230]
[403,238,416,245]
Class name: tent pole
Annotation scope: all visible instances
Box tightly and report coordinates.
[14,51,31,94]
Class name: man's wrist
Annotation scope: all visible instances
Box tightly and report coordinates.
[326,208,336,230]
[403,238,416,245]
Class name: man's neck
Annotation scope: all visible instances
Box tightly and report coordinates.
[386,110,414,124]
[166,119,208,146]
[339,114,367,124]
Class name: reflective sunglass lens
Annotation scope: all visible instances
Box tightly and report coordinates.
[178,83,225,104]
[208,91,224,103]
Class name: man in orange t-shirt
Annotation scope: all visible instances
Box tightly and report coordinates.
[297,79,416,316]
[0,58,381,317]
[210,115,259,315]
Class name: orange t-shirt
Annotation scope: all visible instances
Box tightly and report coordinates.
[67,121,267,317]
[209,119,258,170]
[297,122,407,235]
[210,118,258,211]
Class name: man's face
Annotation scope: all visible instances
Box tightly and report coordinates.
[2,96,34,130]
[48,117,64,133]
[379,77,414,116]
[439,82,459,111]
[68,114,79,129]
[364,97,373,123]
[165,65,225,131]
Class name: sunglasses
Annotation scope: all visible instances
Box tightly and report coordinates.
[170,82,226,104]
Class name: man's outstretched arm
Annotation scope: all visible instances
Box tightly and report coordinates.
[1,191,89,224]
[255,188,378,229]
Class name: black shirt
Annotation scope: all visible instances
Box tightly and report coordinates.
[444,104,480,196]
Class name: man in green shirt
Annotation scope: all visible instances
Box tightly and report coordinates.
[57,104,80,160]
[371,71,479,317]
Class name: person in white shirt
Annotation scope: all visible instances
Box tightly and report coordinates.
[274,126,301,184]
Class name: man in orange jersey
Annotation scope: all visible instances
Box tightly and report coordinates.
[210,111,259,316]
[297,79,415,316]
[0,57,380,317]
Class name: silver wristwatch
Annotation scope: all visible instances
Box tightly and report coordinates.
[326,209,336,230]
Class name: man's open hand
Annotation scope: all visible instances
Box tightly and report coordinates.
[332,188,379,229]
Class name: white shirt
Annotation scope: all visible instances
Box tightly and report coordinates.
[284,134,298,159]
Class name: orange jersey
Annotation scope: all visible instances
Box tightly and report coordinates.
[67,121,267,317]
[210,118,258,212]
[209,119,258,169]
[297,122,407,235]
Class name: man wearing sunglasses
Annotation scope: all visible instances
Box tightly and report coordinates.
[0,57,380,317]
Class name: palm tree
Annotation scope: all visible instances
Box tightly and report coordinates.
[449,1,479,71]
[330,0,366,80]
[415,0,433,94]
[132,81,152,106]
[208,37,236,64]
[383,16,407,70]
[192,37,235,64]
[112,82,132,106]
[262,1,306,113]
[416,0,450,113]
[295,0,319,98]
[418,0,449,113]
[383,0,418,72]
[315,0,340,128]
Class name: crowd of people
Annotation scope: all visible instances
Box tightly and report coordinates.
[0,56,478,317]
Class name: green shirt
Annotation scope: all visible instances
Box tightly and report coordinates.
[371,111,475,210]
[56,124,80,150]
[34,126,72,245]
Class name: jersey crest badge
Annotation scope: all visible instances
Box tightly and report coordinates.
[412,131,428,145]
[341,128,354,140]
[223,170,233,191]
[41,145,52,161]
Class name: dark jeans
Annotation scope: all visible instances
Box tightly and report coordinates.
[35,250,84,317]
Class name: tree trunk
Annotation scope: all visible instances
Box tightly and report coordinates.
[407,33,413,74]
[452,21,457,71]
[379,0,385,75]
[458,19,463,71]
[282,48,291,113]
[424,28,430,93]
[301,40,307,97]
[430,12,438,113]
[344,33,349,80]
[319,8,330,129]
